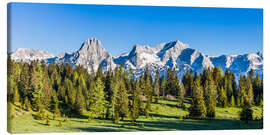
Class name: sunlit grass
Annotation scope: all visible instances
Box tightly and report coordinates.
[7,99,263,133]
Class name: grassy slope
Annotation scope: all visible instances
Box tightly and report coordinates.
[7,99,263,133]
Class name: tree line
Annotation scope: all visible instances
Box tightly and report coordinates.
[7,56,263,123]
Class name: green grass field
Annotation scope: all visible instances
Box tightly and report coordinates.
[7,99,263,133]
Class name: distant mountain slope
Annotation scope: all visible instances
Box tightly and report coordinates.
[10,48,55,63]
[10,38,263,79]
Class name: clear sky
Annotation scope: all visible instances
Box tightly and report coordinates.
[8,3,263,56]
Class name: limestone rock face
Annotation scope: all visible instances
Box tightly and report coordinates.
[10,38,263,80]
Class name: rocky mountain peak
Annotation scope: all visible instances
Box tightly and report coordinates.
[163,40,189,51]
[10,38,263,81]
[11,48,54,62]
[79,38,105,52]
[157,40,190,62]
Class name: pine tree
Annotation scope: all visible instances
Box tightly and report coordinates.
[18,63,31,98]
[165,67,179,97]
[13,86,20,105]
[108,67,122,120]
[230,95,235,107]
[160,76,166,100]
[246,78,254,105]
[240,100,253,123]
[144,67,153,110]
[212,67,223,90]
[253,74,262,105]
[218,86,227,108]
[23,97,31,111]
[177,83,185,108]
[238,75,246,107]
[130,80,141,123]
[74,86,86,115]
[153,70,160,103]
[117,80,129,120]
[188,78,206,118]
[88,77,107,118]
[53,102,61,118]
[204,78,217,118]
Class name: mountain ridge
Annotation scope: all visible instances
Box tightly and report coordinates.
[10,38,263,79]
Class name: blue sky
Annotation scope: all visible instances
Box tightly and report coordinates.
[8,3,263,56]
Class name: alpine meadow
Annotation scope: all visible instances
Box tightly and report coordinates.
[7,3,263,133]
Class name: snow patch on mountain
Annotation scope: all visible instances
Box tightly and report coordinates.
[11,48,55,63]
[10,38,263,80]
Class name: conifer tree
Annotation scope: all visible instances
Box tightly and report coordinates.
[212,67,223,89]
[230,95,235,107]
[53,101,61,119]
[217,86,227,108]
[160,76,166,100]
[246,77,254,105]
[23,97,31,111]
[117,80,129,120]
[108,68,120,120]
[7,74,16,103]
[130,80,141,123]
[240,100,253,123]
[188,69,194,96]
[144,67,153,110]
[88,77,107,118]
[165,67,179,96]
[18,63,31,98]
[204,78,217,118]
[238,75,246,107]
[253,74,262,105]
[74,86,85,115]
[153,70,160,103]
[177,83,185,108]
[188,78,206,118]
[13,86,20,105]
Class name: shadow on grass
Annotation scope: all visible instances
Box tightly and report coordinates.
[150,113,178,119]
[75,127,127,132]
[135,119,263,131]
[73,117,262,132]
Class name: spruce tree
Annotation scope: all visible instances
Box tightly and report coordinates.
[246,78,254,105]
[117,80,129,120]
[108,68,120,120]
[153,70,160,103]
[160,76,166,100]
[204,78,217,118]
[130,80,141,123]
[53,101,61,119]
[218,86,227,108]
[23,97,31,111]
[188,78,206,118]
[13,86,20,105]
[74,86,85,115]
[177,83,185,108]
[238,75,246,107]
[144,67,153,110]
[230,95,235,107]
[240,100,253,123]
[88,77,107,118]
[253,74,262,105]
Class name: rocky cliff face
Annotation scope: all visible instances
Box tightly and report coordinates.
[10,38,263,80]
[10,48,55,63]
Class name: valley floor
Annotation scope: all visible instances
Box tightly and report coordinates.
[7,99,263,133]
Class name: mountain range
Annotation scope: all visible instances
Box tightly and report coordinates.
[10,38,263,80]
